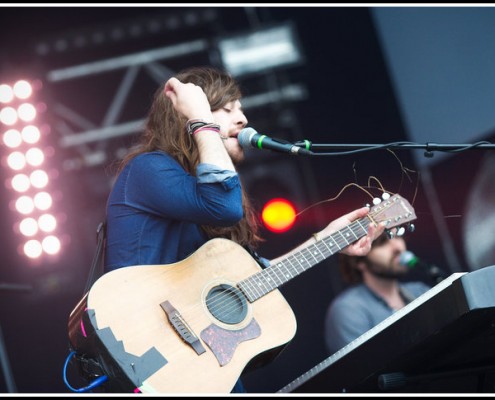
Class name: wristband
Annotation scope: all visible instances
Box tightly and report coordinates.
[186,119,208,135]
[193,125,221,135]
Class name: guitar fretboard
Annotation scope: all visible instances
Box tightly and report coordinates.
[238,217,370,302]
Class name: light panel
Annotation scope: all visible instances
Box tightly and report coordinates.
[218,23,303,77]
[1,77,62,260]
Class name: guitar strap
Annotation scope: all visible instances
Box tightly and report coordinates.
[64,221,114,393]
[244,246,270,269]
[83,221,107,295]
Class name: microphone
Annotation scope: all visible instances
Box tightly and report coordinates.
[399,251,448,283]
[238,127,312,156]
[399,250,420,269]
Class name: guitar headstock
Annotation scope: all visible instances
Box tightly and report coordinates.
[368,193,416,235]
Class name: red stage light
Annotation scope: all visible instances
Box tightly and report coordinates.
[261,198,297,233]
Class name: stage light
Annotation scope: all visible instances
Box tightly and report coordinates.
[15,195,35,214]
[217,22,303,78]
[17,103,36,122]
[3,128,22,147]
[7,151,26,170]
[24,239,43,258]
[42,235,61,255]
[38,214,57,232]
[30,169,49,188]
[11,173,31,192]
[19,217,38,236]
[21,125,41,144]
[261,198,297,233]
[25,147,44,167]
[13,80,33,99]
[0,106,18,125]
[0,84,14,103]
[33,192,52,211]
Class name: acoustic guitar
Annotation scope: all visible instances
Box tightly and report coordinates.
[68,193,416,393]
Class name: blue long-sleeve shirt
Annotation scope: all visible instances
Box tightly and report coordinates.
[104,151,243,272]
[102,151,249,393]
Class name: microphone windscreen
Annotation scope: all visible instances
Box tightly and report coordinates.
[399,251,417,268]
[237,127,256,149]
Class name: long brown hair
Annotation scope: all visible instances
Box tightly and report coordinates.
[117,66,263,248]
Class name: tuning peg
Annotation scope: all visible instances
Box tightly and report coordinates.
[382,192,391,200]
[396,226,406,237]
[407,223,415,233]
[385,229,395,239]
[372,197,381,205]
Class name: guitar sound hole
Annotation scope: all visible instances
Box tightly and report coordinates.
[206,284,248,325]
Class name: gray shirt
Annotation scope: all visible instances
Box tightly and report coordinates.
[324,281,431,354]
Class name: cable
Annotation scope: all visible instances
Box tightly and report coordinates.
[63,351,108,393]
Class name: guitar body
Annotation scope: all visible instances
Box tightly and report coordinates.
[77,238,297,393]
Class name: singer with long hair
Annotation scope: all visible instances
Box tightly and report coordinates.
[101,66,385,393]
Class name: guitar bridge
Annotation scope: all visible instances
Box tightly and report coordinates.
[160,300,206,355]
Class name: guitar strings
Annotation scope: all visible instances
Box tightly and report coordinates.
[199,220,369,321]
[194,204,390,321]
[193,204,395,323]
[169,194,405,332]
[208,219,366,304]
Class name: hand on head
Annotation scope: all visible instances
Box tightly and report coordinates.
[164,77,213,122]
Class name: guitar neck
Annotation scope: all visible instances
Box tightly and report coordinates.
[238,217,371,302]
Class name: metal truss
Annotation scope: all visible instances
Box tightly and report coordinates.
[45,37,307,171]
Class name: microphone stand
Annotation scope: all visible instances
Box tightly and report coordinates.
[292,140,495,157]
[0,282,33,393]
